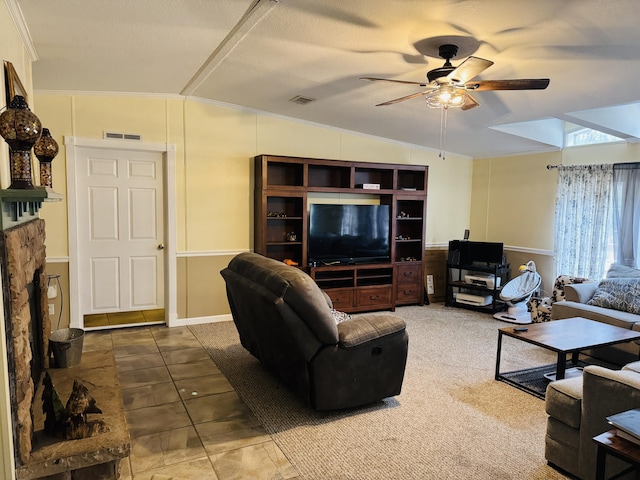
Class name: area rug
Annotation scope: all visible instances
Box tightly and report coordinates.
[190,304,569,479]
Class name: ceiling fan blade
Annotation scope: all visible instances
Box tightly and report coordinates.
[446,56,494,84]
[466,79,550,91]
[461,94,480,111]
[360,77,427,86]
[376,91,429,106]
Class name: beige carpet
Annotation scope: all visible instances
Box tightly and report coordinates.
[190,303,570,480]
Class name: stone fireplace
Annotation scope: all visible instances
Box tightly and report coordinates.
[2,216,130,480]
[1,218,50,466]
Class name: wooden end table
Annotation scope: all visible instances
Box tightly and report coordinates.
[495,317,640,398]
[594,430,640,480]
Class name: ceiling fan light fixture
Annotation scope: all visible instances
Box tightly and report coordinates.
[425,85,466,109]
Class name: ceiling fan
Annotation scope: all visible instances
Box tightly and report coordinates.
[361,44,549,110]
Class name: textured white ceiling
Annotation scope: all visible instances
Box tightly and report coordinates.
[17,0,640,158]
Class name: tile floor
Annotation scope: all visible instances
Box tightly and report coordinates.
[83,324,300,480]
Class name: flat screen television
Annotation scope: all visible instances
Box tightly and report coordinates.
[448,240,504,266]
[308,204,390,265]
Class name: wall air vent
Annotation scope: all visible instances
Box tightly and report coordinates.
[289,95,315,105]
[104,131,143,141]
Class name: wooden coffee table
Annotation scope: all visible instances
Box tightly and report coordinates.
[495,317,640,398]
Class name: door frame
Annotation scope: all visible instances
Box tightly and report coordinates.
[66,136,178,327]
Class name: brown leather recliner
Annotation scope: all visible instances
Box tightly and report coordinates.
[220,252,408,410]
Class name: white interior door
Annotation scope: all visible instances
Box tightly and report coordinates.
[76,147,164,315]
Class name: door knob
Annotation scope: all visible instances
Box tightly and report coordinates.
[157,243,165,250]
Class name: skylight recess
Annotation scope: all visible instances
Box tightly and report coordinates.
[563,122,622,147]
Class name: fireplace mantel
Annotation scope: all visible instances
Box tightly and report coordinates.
[0,189,45,229]
[0,188,62,229]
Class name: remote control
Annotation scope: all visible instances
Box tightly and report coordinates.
[513,327,528,332]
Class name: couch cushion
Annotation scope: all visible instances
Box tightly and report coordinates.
[546,417,580,450]
[552,300,640,329]
[587,278,640,315]
[623,361,640,374]
[338,314,406,347]
[545,421,580,478]
[607,263,640,279]
[545,376,583,429]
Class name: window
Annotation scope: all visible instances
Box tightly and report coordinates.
[564,123,622,147]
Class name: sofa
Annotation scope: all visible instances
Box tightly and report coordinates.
[551,264,640,365]
[220,252,409,410]
[545,361,640,480]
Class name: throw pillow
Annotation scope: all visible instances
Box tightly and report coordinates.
[330,308,351,324]
[587,278,640,315]
[607,263,640,279]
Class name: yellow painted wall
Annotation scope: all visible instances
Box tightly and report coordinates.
[33,94,474,319]
[471,142,640,289]
[413,149,473,244]
[562,141,640,166]
[470,151,560,288]
[474,152,560,249]
[472,142,640,251]
[184,101,255,252]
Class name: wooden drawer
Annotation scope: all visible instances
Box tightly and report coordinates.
[325,288,354,310]
[396,264,421,284]
[356,286,393,307]
[395,282,422,304]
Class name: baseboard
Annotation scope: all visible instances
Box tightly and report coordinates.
[170,313,233,327]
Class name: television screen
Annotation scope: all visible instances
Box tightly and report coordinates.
[448,240,504,266]
[309,204,390,264]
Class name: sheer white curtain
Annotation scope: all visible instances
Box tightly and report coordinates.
[554,164,613,279]
[613,163,640,267]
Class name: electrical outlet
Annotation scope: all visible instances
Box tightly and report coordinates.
[426,275,435,294]
[48,303,55,315]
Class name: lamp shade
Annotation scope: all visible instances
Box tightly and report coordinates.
[0,95,42,150]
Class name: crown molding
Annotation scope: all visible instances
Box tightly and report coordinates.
[5,0,38,61]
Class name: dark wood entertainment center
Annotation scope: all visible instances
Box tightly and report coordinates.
[254,154,428,312]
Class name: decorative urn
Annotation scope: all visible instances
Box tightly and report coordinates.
[0,95,42,189]
[34,128,59,189]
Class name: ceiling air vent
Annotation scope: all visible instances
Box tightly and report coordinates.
[289,95,315,105]
[104,131,143,141]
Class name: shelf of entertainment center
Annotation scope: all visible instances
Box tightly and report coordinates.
[261,156,426,192]
[310,264,395,312]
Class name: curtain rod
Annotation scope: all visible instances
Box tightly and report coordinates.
[547,162,640,170]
